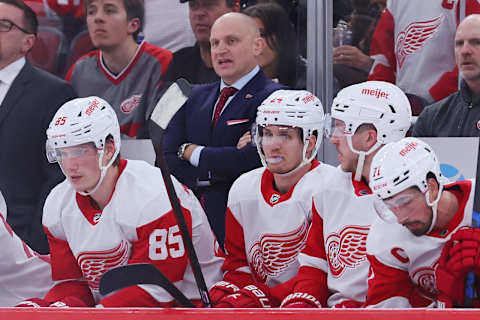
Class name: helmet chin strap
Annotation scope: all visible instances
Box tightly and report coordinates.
[425,185,443,234]
[346,135,382,181]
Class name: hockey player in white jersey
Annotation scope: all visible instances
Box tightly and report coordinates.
[0,191,54,306]
[20,96,223,308]
[280,81,412,308]
[208,90,338,308]
[367,137,476,308]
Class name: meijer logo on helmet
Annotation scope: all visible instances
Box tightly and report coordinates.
[361,88,390,99]
[85,99,100,116]
[399,142,418,157]
[302,94,315,104]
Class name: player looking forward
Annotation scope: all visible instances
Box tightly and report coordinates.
[208,90,337,307]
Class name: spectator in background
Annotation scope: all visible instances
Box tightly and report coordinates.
[162,0,239,85]
[143,0,196,52]
[413,14,480,221]
[368,0,460,105]
[333,0,382,89]
[162,12,284,247]
[65,0,172,138]
[0,0,77,253]
[243,2,306,89]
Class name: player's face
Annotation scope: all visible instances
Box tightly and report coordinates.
[329,119,362,173]
[455,17,480,86]
[86,0,138,50]
[384,188,433,236]
[189,0,233,44]
[210,14,262,85]
[260,125,306,174]
[57,143,102,193]
[0,4,34,70]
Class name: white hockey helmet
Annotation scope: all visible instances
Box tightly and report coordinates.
[369,137,444,232]
[46,96,121,195]
[255,89,325,168]
[330,80,412,180]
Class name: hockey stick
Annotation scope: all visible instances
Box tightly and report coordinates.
[463,210,480,307]
[99,263,195,307]
[149,79,212,308]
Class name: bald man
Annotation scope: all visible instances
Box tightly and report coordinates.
[413,13,480,216]
[162,12,285,247]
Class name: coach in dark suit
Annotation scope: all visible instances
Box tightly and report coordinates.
[163,12,284,246]
[0,0,77,253]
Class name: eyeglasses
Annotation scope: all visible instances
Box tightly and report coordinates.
[0,19,33,34]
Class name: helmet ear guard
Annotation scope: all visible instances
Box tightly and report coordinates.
[254,90,326,169]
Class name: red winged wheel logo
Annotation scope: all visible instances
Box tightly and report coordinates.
[248,219,309,283]
[77,240,130,292]
[326,225,369,277]
[396,15,443,69]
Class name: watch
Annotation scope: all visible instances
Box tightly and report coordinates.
[177,143,192,160]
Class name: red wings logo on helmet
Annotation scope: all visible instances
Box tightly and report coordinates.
[248,220,309,283]
[77,241,130,292]
[326,225,369,277]
[396,15,443,69]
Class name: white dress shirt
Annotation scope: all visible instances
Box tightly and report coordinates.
[0,57,26,106]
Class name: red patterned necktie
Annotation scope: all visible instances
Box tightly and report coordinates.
[212,87,238,127]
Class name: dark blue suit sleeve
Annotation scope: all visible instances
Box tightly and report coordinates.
[198,144,261,181]
[163,104,201,189]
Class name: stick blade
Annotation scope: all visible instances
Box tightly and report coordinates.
[99,263,196,307]
[99,263,160,295]
[151,78,192,130]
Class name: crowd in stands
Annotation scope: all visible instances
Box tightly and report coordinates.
[1,0,480,310]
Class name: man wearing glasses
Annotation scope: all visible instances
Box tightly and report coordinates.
[0,0,77,254]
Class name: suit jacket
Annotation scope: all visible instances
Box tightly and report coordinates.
[163,69,284,245]
[0,61,77,254]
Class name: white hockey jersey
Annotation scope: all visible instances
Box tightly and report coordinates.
[222,160,338,303]
[365,180,475,308]
[43,159,223,306]
[296,170,377,307]
[0,191,54,306]
[369,0,458,103]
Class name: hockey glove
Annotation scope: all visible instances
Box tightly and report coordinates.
[215,283,273,308]
[447,228,480,276]
[209,280,241,305]
[14,296,88,308]
[15,298,50,308]
[280,292,322,308]
[436,238,465,307]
